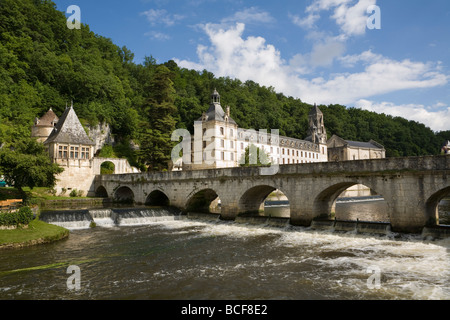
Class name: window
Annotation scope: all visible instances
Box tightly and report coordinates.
[241,142,244,150]
[220,127,224,135]
[221,152,225,160]
[230,129,234,137]
[58,146,63,158]
[203,141,207,148]
[230,140,234,149]
[231,153,234,161]
[74,147,79,159]
[221,139,225,148]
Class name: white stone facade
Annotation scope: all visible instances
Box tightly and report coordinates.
[181,90,328,171]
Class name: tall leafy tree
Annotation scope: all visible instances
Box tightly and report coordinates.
[137,65,177,171]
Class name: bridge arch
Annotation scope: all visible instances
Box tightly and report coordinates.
[95,185,108,198]
[114,186,135,203]
[313,181,388,222]
[238,185,290,216]
[146,190,170,206]
[186,188,221,213]
[426,186,450,226]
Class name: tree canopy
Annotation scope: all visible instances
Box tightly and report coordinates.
[0,137,63,192]
[0,0,447,176]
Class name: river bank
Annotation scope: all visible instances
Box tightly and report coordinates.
[0,219,69,250]
[0,196,109,250]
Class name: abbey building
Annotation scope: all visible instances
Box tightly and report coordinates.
[178,89,329,171]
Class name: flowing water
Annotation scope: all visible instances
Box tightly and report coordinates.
[0,200,449,300]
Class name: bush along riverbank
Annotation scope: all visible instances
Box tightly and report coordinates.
[0,206,69,250]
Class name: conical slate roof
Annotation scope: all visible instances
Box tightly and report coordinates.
[44,105,95,146]
[35,108,59,127]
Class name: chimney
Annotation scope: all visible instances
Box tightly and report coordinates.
[226,106,230,117]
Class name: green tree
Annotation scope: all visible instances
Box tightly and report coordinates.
[0,137,63,195]
[137,65,177,171]
[239,144,271,167]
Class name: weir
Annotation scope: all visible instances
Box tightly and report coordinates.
[40,207,183,229]
[311,219,392,235]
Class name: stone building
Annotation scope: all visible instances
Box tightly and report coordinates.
[181,89,328,170]
[327,134,385,162]
[32,104,138,196]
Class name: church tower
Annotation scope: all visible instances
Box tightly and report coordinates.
[307,104,327,144]
[305,104,328,161]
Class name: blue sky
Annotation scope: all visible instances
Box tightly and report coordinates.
[55,0,450,132]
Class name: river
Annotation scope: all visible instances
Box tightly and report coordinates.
[0,199,449,301]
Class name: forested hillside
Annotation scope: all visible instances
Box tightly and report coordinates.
[1,0,448,171]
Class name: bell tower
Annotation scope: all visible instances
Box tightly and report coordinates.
[308,104,327,144]
[211,88,220,105]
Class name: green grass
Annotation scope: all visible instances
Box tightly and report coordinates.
[0,219,69,249]
[0,187,95,203]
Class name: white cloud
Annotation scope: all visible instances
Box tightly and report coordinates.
[338,49,382,67]
[223,7,275,25]
[331,0,376,37]
[176,23,291,89]
[295,0,376,37]
[288,36,346,74]
[144,30,171,41]
[289,12,319,29]
[176,23,447,109]
[355,100,450,132]
[140,9,184,26]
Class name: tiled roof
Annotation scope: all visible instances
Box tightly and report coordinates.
[346,140,384,150]
[44,106,95,146]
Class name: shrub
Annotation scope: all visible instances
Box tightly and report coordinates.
[0,206,34,227]
[69,189,78,197]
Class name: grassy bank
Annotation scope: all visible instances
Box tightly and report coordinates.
[0,219,69,250]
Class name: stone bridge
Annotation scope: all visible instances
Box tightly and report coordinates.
[94,155,449,233]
